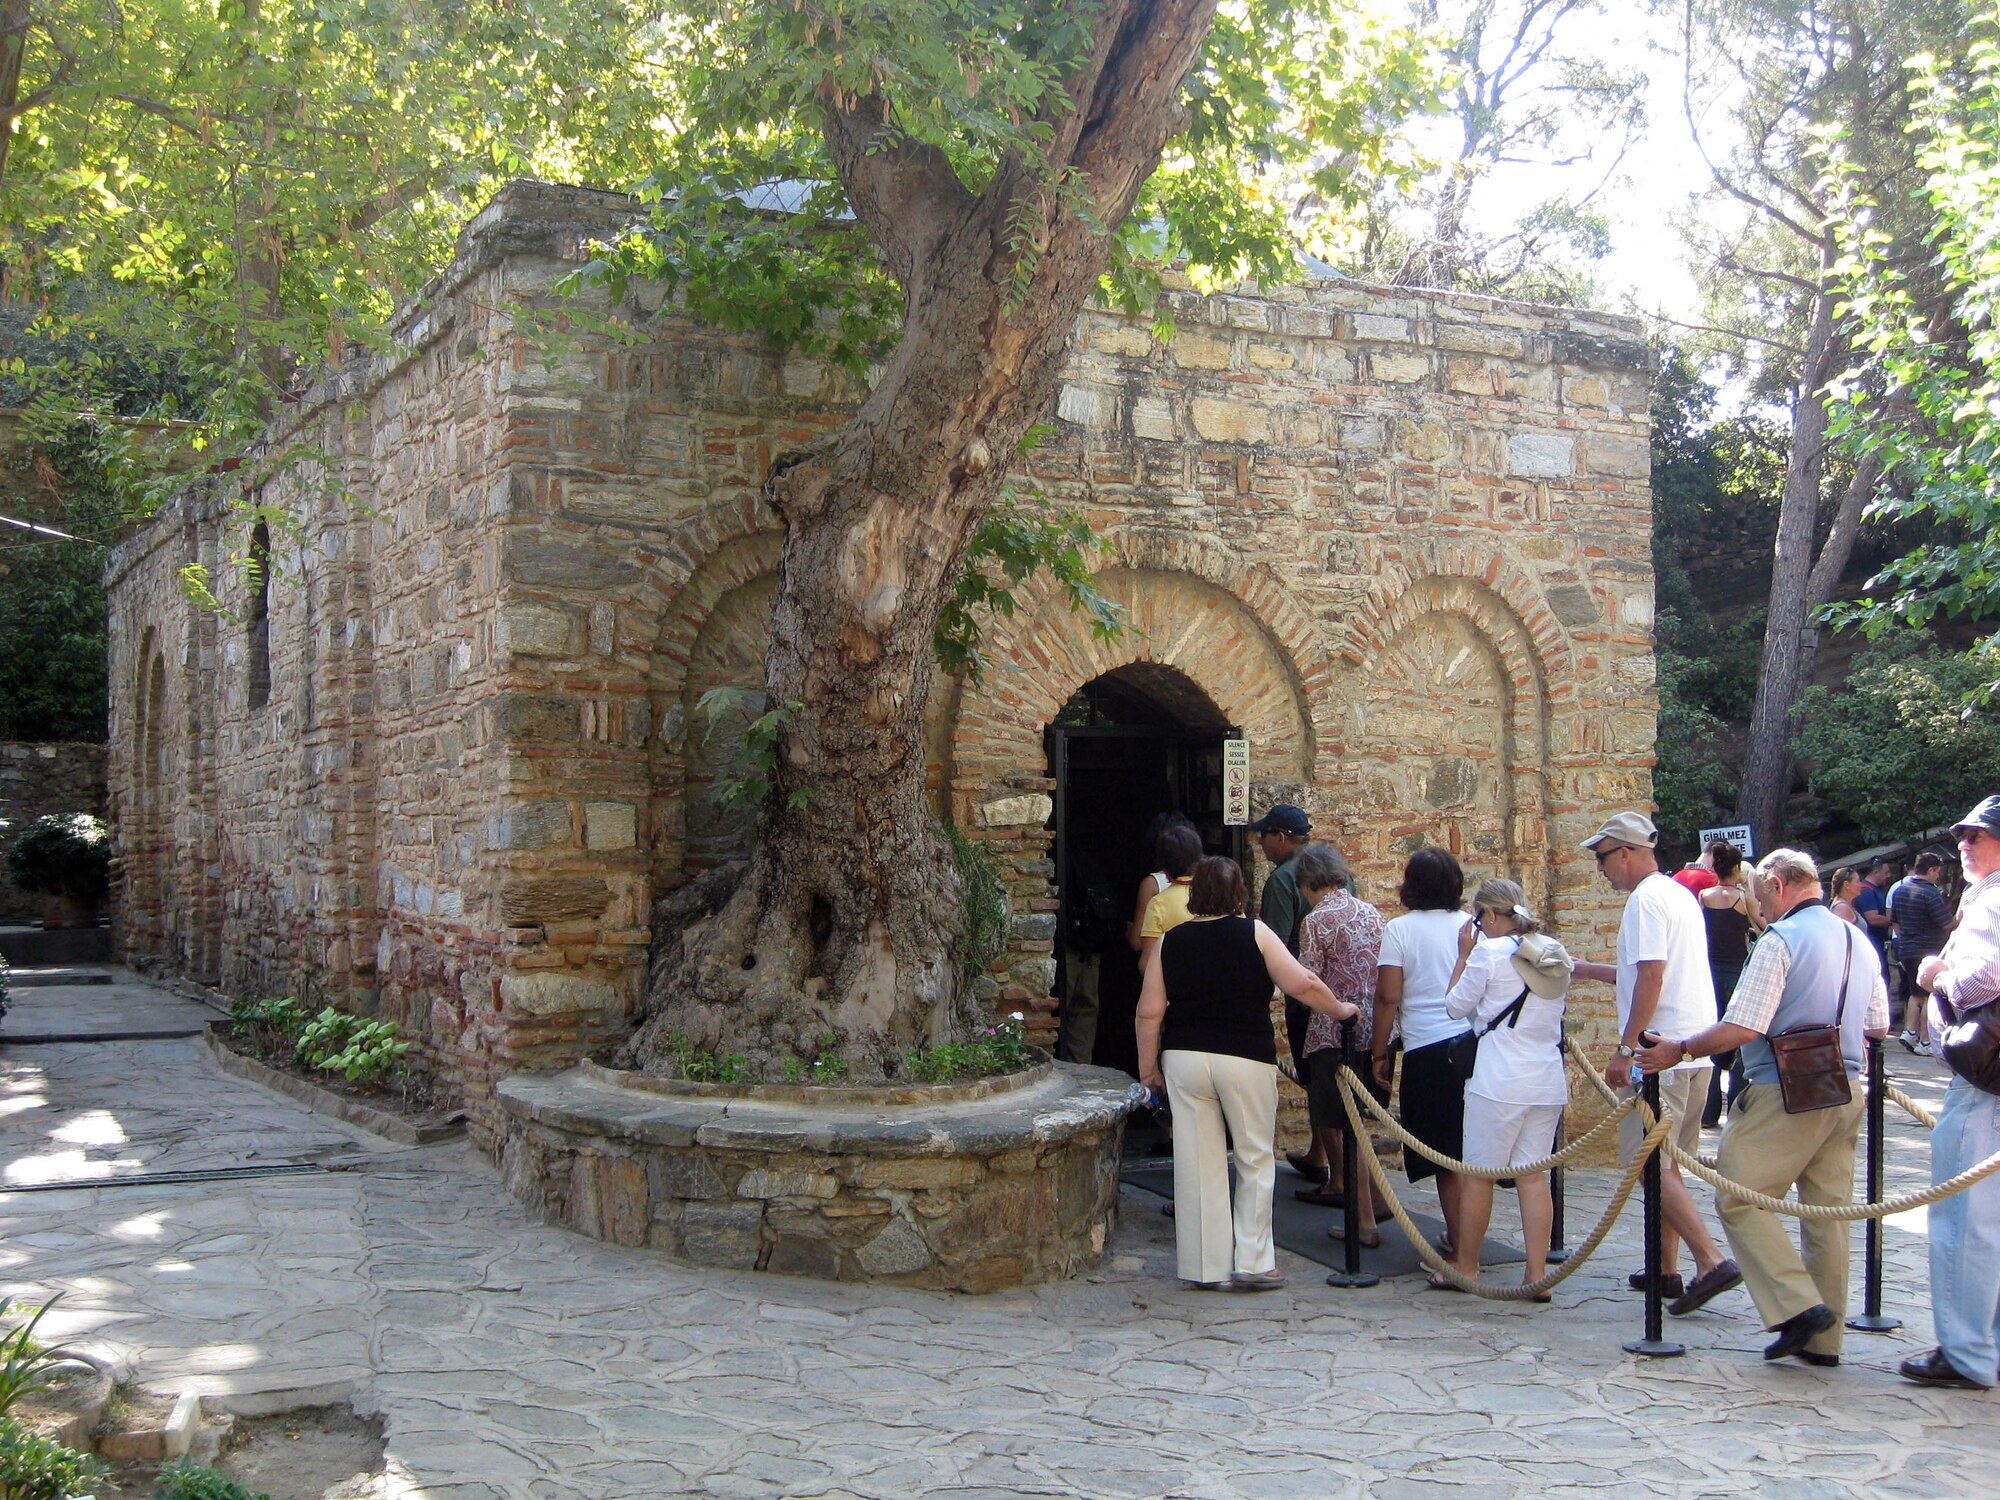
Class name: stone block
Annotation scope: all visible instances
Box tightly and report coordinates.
[504,534,640,589]
[584,802,638,850]
[1131,396,1177,442]
[766,1234,843,1279]
[856,1216,934,1276]
[487,799,571,851]
[1092,323,1155,358]
[1371,351,1430,384]
[500,877,611,924]
[1010,913,1057,944]
[594,1154,650,1247]
[1057,384,1115,428]
[497,603,577,658]
[1508,432,1574,478]
[1189,397,1270,445]
[737,1168,838,1199]
[1338,418,1384,452]
[1546,584,1600,628]
[1587,434,1651,477]
[650,1151,728,1201]
[1394,418,1453,462]
[1013,957,1056,994]
[1170,332,1233,370]
[500,972,616,1017]
[1351,313,1410,342]
[1244,339,1297,370]
[680,1202,764,1269]
[978,793,1052,827]
[494,694,577,744]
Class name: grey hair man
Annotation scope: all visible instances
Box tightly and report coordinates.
[1637,847,1889,1367]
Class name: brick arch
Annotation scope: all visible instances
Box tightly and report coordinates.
[1333,572,1556,908]
[949,561,1320,795]
[638,502,783,706]
[643,525,784,888]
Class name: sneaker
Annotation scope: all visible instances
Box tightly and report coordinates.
[1898,1030,1920,1053]
[1915,1039,1934,1056]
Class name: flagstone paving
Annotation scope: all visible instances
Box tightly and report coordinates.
[2,973,1987,1498]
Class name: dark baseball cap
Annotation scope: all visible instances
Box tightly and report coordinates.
[1952,795,2000,838]
[1249,804,1311,835]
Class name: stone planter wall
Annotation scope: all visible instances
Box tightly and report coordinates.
[497,1056,1142,1292]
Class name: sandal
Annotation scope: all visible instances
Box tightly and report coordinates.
[1326,1224,1382,1250]
[1527,1290,1553,1304]
[1426,1273,1466,1292]
[1435,1233,1455,1258]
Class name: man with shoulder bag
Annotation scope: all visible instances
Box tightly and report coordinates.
[1637,848,1889,1368]
[1900,796,2000,1389]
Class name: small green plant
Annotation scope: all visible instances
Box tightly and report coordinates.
[670,1031,748,1084]
[945,826,1008,994]
[0,1414,105,1500]
[694,687,809,811]
[899,1012,1028,1083]
[294,1009,410,1086]
[226,997,305,1057]
[779,1032,848,1084]
[152,1457,274,1500]
[4,814,110,902]
[0,1299,88,1422]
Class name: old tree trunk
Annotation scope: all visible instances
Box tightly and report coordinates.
[627,0,1222,1080]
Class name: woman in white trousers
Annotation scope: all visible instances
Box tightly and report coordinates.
[1137,856,1356,1289]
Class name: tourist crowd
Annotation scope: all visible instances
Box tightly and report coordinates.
[1087,795,2000,1389]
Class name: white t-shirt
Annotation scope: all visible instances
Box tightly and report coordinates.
[1445,936,1568,1106]
[1617,873,1715,1073]
[1380,908,1474,1052]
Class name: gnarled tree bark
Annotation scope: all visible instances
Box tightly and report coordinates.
[629,0,1223,1079]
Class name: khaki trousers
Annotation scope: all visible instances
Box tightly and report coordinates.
[1162,1049,1278,1283]
[1716,1080,1865,1356]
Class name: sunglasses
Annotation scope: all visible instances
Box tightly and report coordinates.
[1594,844,1628,865]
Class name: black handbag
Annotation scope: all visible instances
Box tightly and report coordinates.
[1935,992,2000,1095]
[1769,926,1858,1114]
[1446,986,1529,1083]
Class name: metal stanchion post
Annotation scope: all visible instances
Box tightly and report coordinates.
[1325,1024,1380,1290]
[1849,1034,1903,1333]
[1546,1106,1570,1263]
[1624,1067,1685,1357]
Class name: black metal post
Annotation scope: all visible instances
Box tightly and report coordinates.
[1546,1106,1570,1263]
[1624,1067,1685,1357]
[1325,1023,1380,1290]
[1848,1035,1903,1333]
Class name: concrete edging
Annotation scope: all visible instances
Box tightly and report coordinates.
[201,1027,465,1148]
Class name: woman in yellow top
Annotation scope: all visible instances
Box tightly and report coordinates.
[1138,825,1205,971]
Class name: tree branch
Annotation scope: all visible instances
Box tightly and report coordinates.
[1807,447,1883,609]
[819,95,975,291]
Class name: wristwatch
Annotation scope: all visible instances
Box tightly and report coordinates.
[1616,1043,1637,1058]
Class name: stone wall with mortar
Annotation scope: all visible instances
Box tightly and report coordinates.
[0,742,108,921]
[106,180,1658,1149]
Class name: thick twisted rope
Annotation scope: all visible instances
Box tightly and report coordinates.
[1334,1065,1668,1300]
[1335,1062,1637,1179]
[1575,1058,2000,1221]
[1888,1084,1939,1130]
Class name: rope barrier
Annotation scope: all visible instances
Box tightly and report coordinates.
[1889,1084,1939,1130]
[1333,1065,1667,1300]
[1568,1056,2000,1222]
[1335,1063,1638,1179]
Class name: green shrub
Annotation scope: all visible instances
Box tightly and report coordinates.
[152,1457,273,1500]
[226,997,304,1058]
[0,1300,87,1423]
[4,815,110,902]
[670,1032,747,1084]
[294,1008,409,1086]
[0,1415,103,1500]
[900,1012,1028,1082]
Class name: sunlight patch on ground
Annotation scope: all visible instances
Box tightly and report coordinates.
[4,1148,142,1185]
[113,1211,169,1240]
[52,1110,129,1147]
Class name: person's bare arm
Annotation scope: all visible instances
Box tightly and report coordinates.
[1136,946,1167,1090]
[1255,921,1355,1019]
[1571,959,1615,984]
[1126,876,1161,953]
[1606,958,1665,1087]
[1373,966,1402,1089]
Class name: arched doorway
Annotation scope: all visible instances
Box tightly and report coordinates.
[1046,664,1247,1080]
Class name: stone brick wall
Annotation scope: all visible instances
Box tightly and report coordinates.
[106,180,1659,1148]
[0,742,108,921]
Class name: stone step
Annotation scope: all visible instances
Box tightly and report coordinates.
[0,926,113,967]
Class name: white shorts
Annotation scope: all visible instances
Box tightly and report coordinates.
[1463,1094,1562,1171]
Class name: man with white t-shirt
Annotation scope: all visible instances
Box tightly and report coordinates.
[1572,811,1743,1316]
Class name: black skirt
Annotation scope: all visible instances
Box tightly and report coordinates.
[1398,1035,1468,1184]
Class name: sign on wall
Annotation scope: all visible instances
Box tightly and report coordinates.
[1223,740,1250,826]
[1699,823,1756,858]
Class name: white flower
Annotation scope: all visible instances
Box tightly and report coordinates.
[1009,1011,1024,1022]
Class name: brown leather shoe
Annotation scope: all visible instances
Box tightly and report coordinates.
[1286,1150,1329,1185]
[1899,1348,1988,1389]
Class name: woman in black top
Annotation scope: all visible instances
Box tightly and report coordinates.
[1698,842,1764,1125]
[1136,856,1356,1290]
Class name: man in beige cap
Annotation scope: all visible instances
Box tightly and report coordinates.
[1572,810,1742,1315]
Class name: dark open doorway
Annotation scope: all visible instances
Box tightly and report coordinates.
[1046,666,1245,1078]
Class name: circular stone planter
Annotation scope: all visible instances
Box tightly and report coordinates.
[496,1052,1145,1292]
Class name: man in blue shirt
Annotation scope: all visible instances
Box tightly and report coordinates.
[1854,858,1895,989]
[1893,852,1954,1054]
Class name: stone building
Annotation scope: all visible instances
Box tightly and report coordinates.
[105,181,1658,1147]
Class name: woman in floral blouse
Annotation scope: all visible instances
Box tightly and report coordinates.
[1292,843,1387,1243]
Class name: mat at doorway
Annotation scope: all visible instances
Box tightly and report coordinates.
[1121,1163,1526,1283]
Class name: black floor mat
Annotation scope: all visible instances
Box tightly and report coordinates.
[1121,1161,1526,1282]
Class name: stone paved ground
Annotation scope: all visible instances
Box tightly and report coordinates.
[3,973,1992,1498]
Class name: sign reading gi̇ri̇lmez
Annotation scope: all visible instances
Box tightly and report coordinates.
[1223,740,1250,826]
[1698,823,1756,858]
